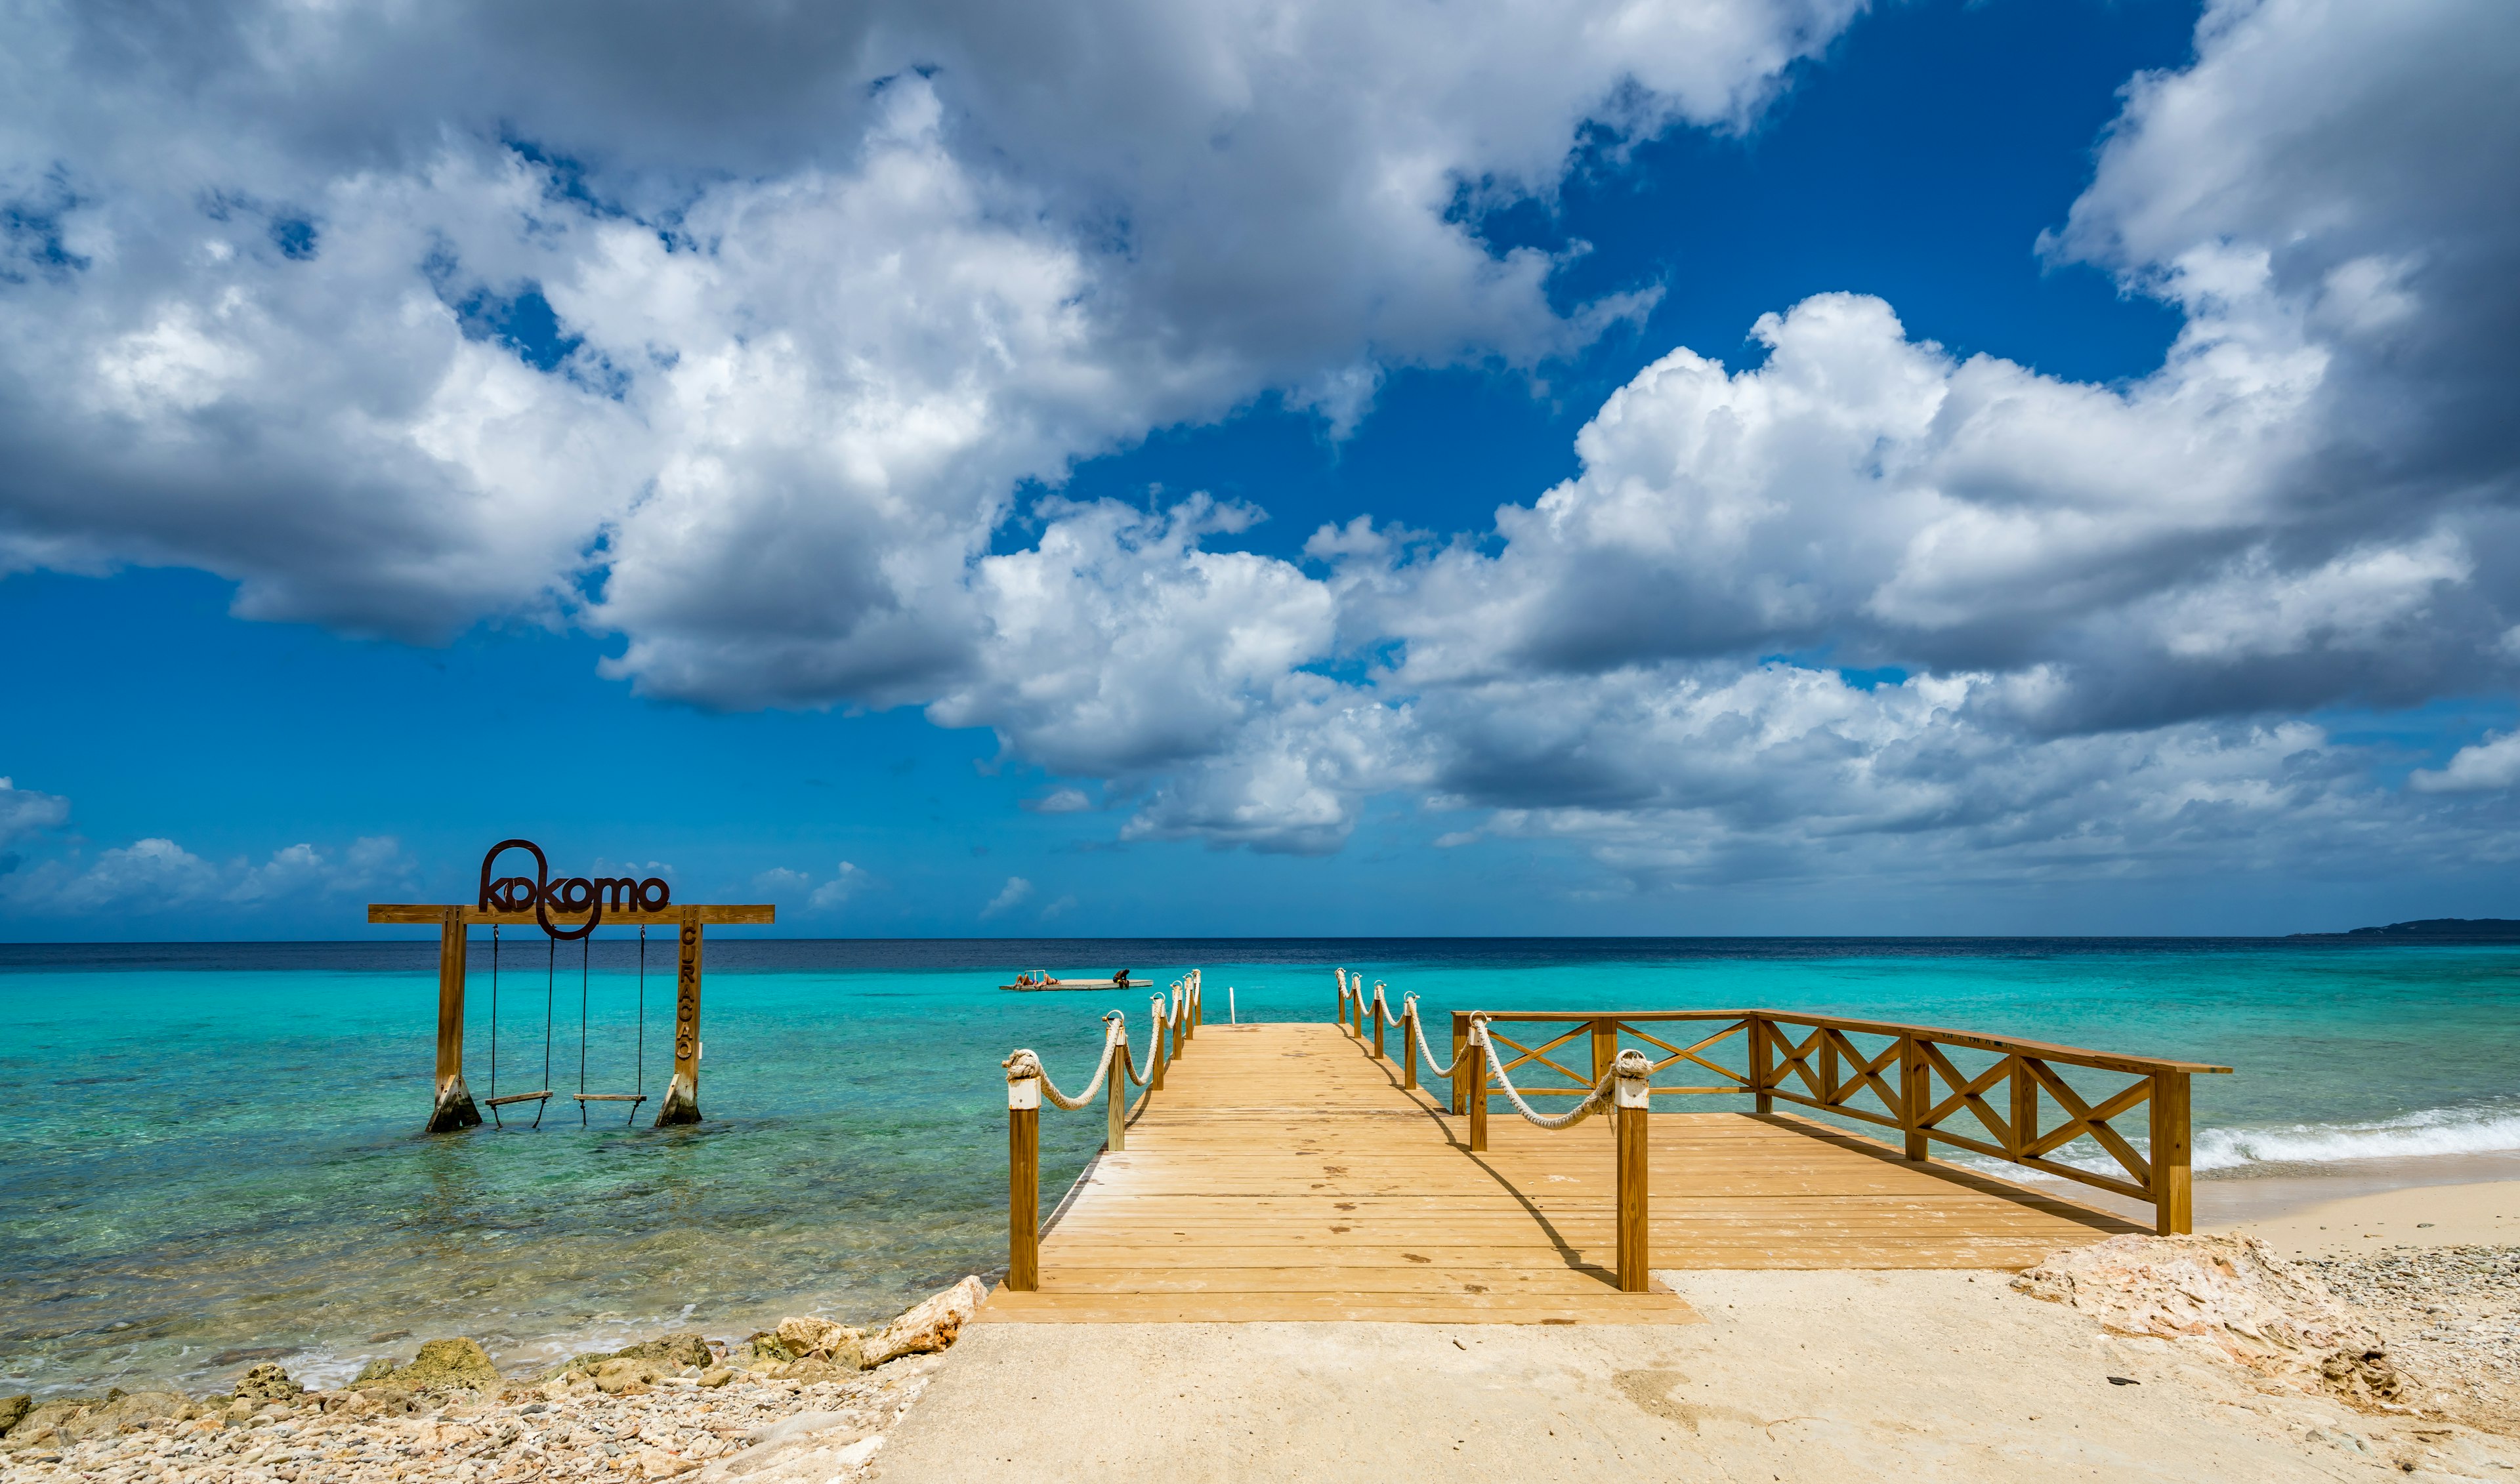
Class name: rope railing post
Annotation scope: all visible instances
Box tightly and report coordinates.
[1335,968,1350,1033]
[1370,982,1386,1061]
[1004,1052,1042,1292]
[1107,1026,1128,1153]
[1451,1011,1470,1116]
[1465,1030,1488,1152]
[2151,1069,2193,1235]
[1400,995,1418,1091]
[1614,1048,1652,1292]
[1150,994,1168,1091]
[1170,983,1185,1061]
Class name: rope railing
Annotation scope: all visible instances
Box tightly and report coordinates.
[1003,970,1204,1292]
[1332,970,1656,1291]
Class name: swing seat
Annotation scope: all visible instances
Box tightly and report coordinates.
[574,1092,648,1127]
[484,1091,553,1107]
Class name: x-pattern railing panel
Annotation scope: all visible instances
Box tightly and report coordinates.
[1486,1024,1593,1088]
[1443,1005,2225,1233]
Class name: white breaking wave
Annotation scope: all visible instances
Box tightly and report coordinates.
[1918,1101,2520,1185]
[2193,1105,2520,1173]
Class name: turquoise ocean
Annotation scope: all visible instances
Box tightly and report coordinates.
[7,936,2520,1401]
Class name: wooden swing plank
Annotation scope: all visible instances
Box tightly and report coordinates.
[484,1091,552,1107]
[573,1094,648,1102]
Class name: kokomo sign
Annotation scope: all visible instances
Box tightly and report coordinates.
[476,837,671,939]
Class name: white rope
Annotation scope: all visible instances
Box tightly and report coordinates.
[1471,1020,1650,1131]
[1406,994,1464,1077]
[1003,1012,1127,1111]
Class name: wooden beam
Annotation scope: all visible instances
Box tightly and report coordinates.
[369,903,774,926]
[655,908,704,1125]
[425,911,482,1133]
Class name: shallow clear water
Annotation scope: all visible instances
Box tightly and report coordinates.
[5,936,2517,1399]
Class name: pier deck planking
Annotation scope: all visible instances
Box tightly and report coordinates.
[978,1022,2141,1325]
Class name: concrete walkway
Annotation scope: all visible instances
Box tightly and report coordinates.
[879,1268,2518,1483]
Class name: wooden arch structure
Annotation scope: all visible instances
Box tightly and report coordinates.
[371,841,772,1132]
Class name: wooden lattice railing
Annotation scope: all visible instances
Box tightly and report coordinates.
[1419,1009,2229,1235]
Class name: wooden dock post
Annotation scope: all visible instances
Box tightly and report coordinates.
[1150,998,1167,1092]
[1466,1033,1488,1152]
[655,907,704,1126]
[1335,970,1350,1033]
[1008,1065,1041,1291]
[1591,1017,1616,1085]
[425,909,483,1132]
[1900,1033,1927,1161]
[1615,1055,1650,1292]
[1370,986,1385,1061]
[1400,1000,1418,1090]
[2151,1070,2193,1235]
[1107,1032,1127,1153]
[1451,1012,1469,1116]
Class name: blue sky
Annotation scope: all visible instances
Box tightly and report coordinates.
[5,0,2519,938]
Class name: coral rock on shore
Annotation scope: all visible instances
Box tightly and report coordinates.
[0,1274,994,1484]
[2013,1233,2402,1405]
[862,1275,986,1367]
[352,1338,502,1395]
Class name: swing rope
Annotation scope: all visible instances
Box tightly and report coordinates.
[637,926,646,1098]
[578,934,590,1126]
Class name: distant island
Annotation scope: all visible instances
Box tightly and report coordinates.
[2294,918,2520,940]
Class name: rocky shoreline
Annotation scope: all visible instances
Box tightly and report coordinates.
[0,1277,988,1483]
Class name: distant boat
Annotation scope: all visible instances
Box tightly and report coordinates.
[1001,970,1143,992]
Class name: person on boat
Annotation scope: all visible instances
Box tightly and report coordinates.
[1112,969,1133,987]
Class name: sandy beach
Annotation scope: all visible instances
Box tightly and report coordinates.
[10,1175,2520,1482]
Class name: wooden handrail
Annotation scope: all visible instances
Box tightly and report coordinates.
[1447,1008,2229,1235]
[1467,1008,2229,1077]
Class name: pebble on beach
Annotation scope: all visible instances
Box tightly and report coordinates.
[0,1275,987,1484]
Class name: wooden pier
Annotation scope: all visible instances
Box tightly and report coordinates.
[984,1006,2194,1326]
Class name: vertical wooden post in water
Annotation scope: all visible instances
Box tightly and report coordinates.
[656,907,704,1126]
[1751,1016,1773,1115]
[425,909,483,1132]
[1008,1071,1040,1291]
[1900,1033,1928,1161]
[1615,1058,1650,1292]
[1465,1035,1488,1153]
[1451,1013,1469,1116]
[2151,1071,2193,1235]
